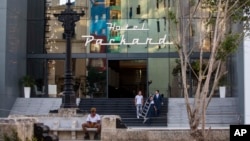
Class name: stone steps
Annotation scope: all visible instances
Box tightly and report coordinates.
[167,97,239,127]
[9,97,238,129]
[78,98,169,127]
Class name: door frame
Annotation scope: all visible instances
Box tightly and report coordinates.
[107,59,148,98]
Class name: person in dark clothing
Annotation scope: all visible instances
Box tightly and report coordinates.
[143,96,157,125]
[153,90,163,117]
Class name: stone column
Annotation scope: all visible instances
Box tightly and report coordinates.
[101,115,121,140]
[0,118,36,141]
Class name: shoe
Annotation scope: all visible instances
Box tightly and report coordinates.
[94,133,99,140]
[137,116,139,119]
[84,134,89,139]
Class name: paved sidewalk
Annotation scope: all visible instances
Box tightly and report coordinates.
[59,139,100,141]
[9,98,81,116]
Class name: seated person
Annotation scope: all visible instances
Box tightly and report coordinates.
[82,107,101,139]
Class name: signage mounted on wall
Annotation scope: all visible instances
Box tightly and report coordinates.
[82,23,173,46]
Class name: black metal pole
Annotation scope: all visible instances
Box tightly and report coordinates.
[61,32,75,108]
[54,0,85,108]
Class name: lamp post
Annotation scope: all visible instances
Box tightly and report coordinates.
[54,0,85,108]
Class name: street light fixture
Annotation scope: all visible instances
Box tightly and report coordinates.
[54,0,85,108]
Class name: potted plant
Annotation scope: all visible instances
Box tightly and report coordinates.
[218,75,227,98]
[21,75,35,98]
[172,59,181,76]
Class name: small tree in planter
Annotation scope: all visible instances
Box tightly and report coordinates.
[168,0,250,140]
[218,75,227,98]
[21,75,35,98]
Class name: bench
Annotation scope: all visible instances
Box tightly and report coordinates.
[48,120,81,140]
[36,117,99,140]
[85,128,98,140]
[51,123,98,140]
[51,128,98,140]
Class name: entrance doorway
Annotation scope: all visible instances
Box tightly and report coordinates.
[108,60,147,98]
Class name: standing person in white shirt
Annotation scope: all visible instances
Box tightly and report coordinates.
[82,107,101,139]
[135,90,144,119]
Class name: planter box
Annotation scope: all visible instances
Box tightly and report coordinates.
[219,86,226,98]
[24,87,31,98]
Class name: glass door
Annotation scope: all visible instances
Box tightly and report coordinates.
[108,60,147,98]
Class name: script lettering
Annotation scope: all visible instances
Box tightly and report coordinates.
[132,38,139,44]
[109,39,115,43]
[83,35,94,46]
[96,39,103,44]
[107,23,149,31]
[159,35,167,44]
[82,35,173,46]
[82,22,173,46]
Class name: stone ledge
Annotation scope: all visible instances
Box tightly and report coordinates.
[50,127,97,131]
[0,117,36,141]
[101,128,229,141]
[50,128,82,131]
[2,115,230,141]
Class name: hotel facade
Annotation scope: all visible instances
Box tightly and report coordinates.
[0,0,249,124]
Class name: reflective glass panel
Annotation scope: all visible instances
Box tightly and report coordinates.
[45,0,178,54]
[47,58,107,98]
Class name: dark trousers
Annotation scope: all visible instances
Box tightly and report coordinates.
[156,106,161,116]
[146,108,156,125]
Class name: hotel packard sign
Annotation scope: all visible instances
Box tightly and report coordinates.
[82,23,173,46]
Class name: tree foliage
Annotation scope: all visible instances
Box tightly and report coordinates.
[3,128,38,141]
[168,0,250,140]
[21,75,35,87]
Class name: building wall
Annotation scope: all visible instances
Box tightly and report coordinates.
[0,0,244,116]
[231,35,244,125]
[0,0,28,117]
[244,37,250,124]
[0,1,7,98]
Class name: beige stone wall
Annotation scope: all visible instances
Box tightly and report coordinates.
[101,115,229,141]
[102,129,229,141]
[0,115,229,141]
[0,118,36,141]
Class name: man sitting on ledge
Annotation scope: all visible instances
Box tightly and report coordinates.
[82,107,101,139]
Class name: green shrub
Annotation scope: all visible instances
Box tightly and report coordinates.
[3,129,21,141]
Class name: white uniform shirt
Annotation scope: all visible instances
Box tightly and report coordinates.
[150,100,154,104]
[135,95,143,105]
[155,93,160,98]
[86,114,101,123]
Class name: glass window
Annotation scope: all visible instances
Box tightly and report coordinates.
[169,58,183,97]
[47,59,87,98]
[148,58,171,97]
[59,0,75,5]
[27,59,46,97]
[108,60,147,98]
[106,18,175,53]
[87,58,107,98]
[46,58,106,98]
[45,0,178,54]
[169,58,232,98]
[45,0,88,54]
